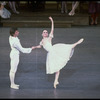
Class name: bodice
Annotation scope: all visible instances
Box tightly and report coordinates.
[40,34,54,52]
[43,41,53,52]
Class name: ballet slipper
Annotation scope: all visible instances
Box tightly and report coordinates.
[14,84,20,87]
[10,84,19,89]
[53,82,56,88]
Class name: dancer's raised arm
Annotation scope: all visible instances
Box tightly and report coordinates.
[49,16,54,35]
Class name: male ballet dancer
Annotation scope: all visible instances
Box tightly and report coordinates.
[9,27,35,89]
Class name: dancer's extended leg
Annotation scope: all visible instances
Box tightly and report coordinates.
[72,38,84,48]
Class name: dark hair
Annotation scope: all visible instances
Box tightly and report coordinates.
[10,27,18,36]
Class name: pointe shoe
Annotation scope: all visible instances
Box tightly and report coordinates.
[77,38,84,44]
[54,81,59,89]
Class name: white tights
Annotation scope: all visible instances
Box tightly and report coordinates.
[9,54,19,89]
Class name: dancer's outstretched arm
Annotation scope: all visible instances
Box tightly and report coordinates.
[34,41,42,49]
[13,40,35,53]
[49,16,54,36]
[35,45,42,48]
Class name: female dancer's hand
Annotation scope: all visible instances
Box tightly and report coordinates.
[31,46,36,50]
[49,16,53,21]
[35,45,41,48]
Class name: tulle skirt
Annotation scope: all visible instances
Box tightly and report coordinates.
[46,43,74,74]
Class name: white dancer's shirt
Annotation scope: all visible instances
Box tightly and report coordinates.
[9,36,32,55]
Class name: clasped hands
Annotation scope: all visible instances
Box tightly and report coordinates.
[31,45,41,50]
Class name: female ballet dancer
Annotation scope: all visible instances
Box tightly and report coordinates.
[35,16,84,89]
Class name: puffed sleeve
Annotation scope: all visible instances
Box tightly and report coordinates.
[49,34,54,38]
[39,41,43,46]
[13,38,32,53]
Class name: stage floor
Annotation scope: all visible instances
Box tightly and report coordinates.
[0,26,100,99]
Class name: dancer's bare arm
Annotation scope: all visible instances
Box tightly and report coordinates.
[34,40,42,49]
[31,46,37,49]
[49,16,54,36]
[35,45,42,48]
